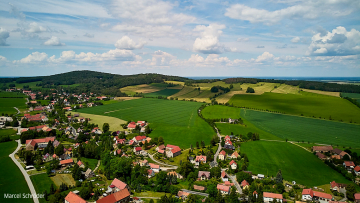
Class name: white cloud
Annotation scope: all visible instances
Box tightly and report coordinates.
[83,33,94,38]
[237,37,249,42]
[307,26,360,56]
[225,1,360,25]
[0,28,10,46]
[26,22,48,33]
[255,52,274,63]
[114,36,146,50]
[43,36,65,46]
[111,24,182,38]
[150,50,176,66]
[291,37,300,43]
[0,55,7,61]
[18,52,48,63]
[193,24,236,54]
[107,0,195,25]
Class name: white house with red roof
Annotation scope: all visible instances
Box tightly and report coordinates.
[229,160,237,169]
[127,122,137,129]
[241,180,249,189]
[149,163,160,172]
[217,184,230,195]
[132,135,146,143]
[133,147,143,155]
[64,191,86,203]
[221,171,228,182]
[231,151,239,159]
[195,155,207,167]
[302,189,314,201]
[148,169,155,178]
[302,189,333,203]
[355,193,360,203]
[354,166,360,176]
[77,160,85,168]
[166,144,181,158]
[198,171,210,180]
[116,139,126,145]
[263,192,283,203]
[108,178,130,193]
[219,150,226,160]
[343,161,355,171]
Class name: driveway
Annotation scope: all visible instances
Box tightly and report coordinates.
[9,140,39,203]
[226,172,242,194]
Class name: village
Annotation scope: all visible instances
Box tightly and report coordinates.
[1,88,360,203]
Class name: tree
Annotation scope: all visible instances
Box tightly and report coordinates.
[346,184,356,201]
[49,183,55,194]
[275,170,283,184]
[211,86,219,93]
[43,190,48,201]
[55,143,65,156]
[236,171,252,184]
[196,142,199,149]
[186,194,197,203]
[158,137,164,145]
[246,87,255,93]
[230,84,234,89]
[210,167,221,178]
[228,186,239,203]
[102,123,110,133]
[145,125,151,134]
[207,184,218,198]
[149,199,154,203]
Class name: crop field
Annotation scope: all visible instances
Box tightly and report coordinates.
[77,98,215,148]
[242,141,352,187]
[31,173,54,202]
[165,81,185,86]
[271,84,300,94]
[71,111,126,131]
[170,86,198,98]
[195,81,231,90]
[201,105,241,119]
[216,123,281,140]
[0,141,32,203]
[342,93,360,103]
[241,109,360,148]
[144,89,181,97]
[229,92,360,123]
[302,89,340,97]
[120,84,164,95]
[0,97,27,115]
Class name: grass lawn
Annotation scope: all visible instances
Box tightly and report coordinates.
[50,174,76,187]
[216,122,281,140]
[133,191,170,198]
[201,105,241,119]
[77,98,215,148]
[241,109,360,148]
[70,111,126,132]
[242,141,353,187]
[102,100,122,105]
[0,97,27,115]
[144,89,181,98]
[80,157,99,170]
[0,92,27,98]
[342,93,360,103]
[30,173,55,202]
[229,92,360,124]
[0,129,17,137]
[0,141,32,203]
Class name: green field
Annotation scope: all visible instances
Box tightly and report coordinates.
[342,93,360,103]
[80,157,99,170]
[0,141,32,203]
[77,98,215,148]
[0,92,27,98]
[201,105,241,119]
[241,109,360,148]
[242,141,352,187]
[144,89,181,97]
[216,123,281,140]
[0,97,27,115]
[0,129,17,137]
[30,173,54,203]
[229,92,360,123]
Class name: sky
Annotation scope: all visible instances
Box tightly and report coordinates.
[0,0,359,77]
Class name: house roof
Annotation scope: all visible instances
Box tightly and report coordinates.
[354,166,360,172]
[134,136,146,141]
[198,171,210,178]
[221,171,227,178]
[111,178,128,190]
[344,161,355,167]
[194,185,205,191]
[60,159,74,165]
[225,135,230,140]
[313,191,332,200]
[64,191,86,203]
[77,160,84,166]
[332,148,342,155]
[178,191,189,197]
[263,192,283,200]
[355,193,360,200]
[170,146,181,154]
[229,160,237,165]
[316,152,327,159]
[302,189,314,197]
[158,145,165,150]
[217,184,230,192]
[26,137,56,145]
[241,180,249,187]
[196,155,207,162]
[97,189,130,203]
[312,146,333,151]
[232,151,239,158]
[149,163,160,169]
[219,150,226,156]
[339,151,349,157]
[148,169,154,176]
[135,147,142,152]
[128,124,136,128]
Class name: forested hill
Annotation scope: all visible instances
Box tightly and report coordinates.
[223,77,360,93]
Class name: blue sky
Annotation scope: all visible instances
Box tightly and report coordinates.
[0,0,359,77]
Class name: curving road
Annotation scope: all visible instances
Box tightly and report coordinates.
[148,153,178,169]
[226,172,242,194]
[213,127,222,167]
[9,140,39,203]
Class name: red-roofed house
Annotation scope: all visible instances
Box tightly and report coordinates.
[198,171,210,180]
[355,193,360,203]
[97,189,130,203]
[195,155,207,167]
[149,163,160,172]
[127,122,137,129]
[354,166,360,176]
[166,144,181,158]
[302,189,314,201]
[77,160,85,168]
[178,191,190,200]
[25,137,56,151]
[221,171,228,182]
[109,178,130,193]
[116,139,126,145]
[194,185,205,191]
[133,147,143,155]
[241,180,249,189]
[330,181,347,192]
[343,161,355,170]
[217,184,230,195]
[302,189,332,203]
[219,150,226,160]
[316,152,328,160]
[64,191,86,203]
[229,160,237,169]
[231,151,239,159]
[148,169,155,178]
[60,159,74,167]
[312,146,333,153]
[263,192,283,203]
[133,136,146,143]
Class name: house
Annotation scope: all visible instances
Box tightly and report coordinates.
[257,174,265,179]
[178,191,190,200]
[263,192,283,203]
[332,148,342,155]
[198,171,210,181]
[316,152,328,160]
[241,180,249,189]
[194,185,205,191]
[354,166,360,176]
[25,137,56,151]
[339,151,351,159]
[59,154,71,160]
[166,144,181,158]
[219,150,226,160]
[302,189,332,203]
[132,136,146,143]
[65,191,87,203]
[127,122,137,129]
[229,160,237,169]
[139,160,148,167]
[195,155,207,167]
[312,146,333,153]
[221,171,228,182]
[60,159,74,167]
[330,181,347,193]
[167,171,184,179]
[149,163,160,173]
[43,153,53,162]
[148,169,155,178]
[134,147,143,155]
[77,160,85,168]
[109,178,130,193]
[217,184,230,195]
[223,143,235,150]
[253,191,258,198]
[343,161,355,171]
[97,189,131,203]
[231,151,239,159]
[84,168,94,179]
[355,193,360,203]
[53,140,60,148]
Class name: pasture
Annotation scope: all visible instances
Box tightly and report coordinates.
[120,84,164,95]
[342,92,360,103]
[0,129,17,137]
[144,89,181,98]
[229,92,360,123]
[216,123,281,141]
[77,98,215,148]
[30,173,54,201]
[70,112,126,131]
[0,97,27,115]
[241,109,360,148]
[0,92,27,98]
[302,89,340,97]
[271,84,300,94]
[201,105,241,119]
[242,141,352,187]
[50,174,76,187]
[0,141,32,203]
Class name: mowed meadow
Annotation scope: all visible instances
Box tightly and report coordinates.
[77,98,215,148]
[228,91,360,123]
[0,91,27,115]
[242,141,352,187]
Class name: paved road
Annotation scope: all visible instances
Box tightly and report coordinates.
[94,160,101,172]
[226,172,242,194]
[14,107,20,115]
[9,140,39,203]
[148,153,178,169]
[213,127,222,167]
[181,189,209,197]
